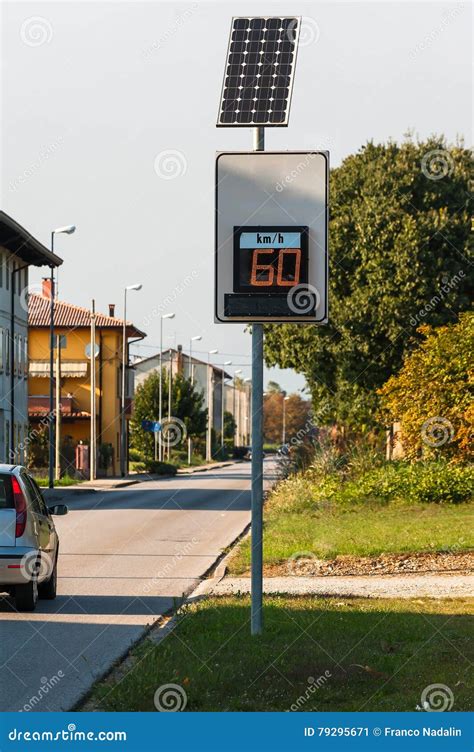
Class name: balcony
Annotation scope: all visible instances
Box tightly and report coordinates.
[28,395,89,418]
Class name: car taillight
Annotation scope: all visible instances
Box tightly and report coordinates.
[12,477,27,538]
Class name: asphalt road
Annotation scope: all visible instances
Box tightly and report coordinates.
[0,460,277,712]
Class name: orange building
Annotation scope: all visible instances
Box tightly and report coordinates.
[28,282,145,475]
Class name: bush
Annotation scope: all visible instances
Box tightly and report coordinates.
[143,460,177,476]
[129,448,144,462]
[312,460,473,507]
[379,313,473,461]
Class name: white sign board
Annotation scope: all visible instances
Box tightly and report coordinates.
[215,151,328,323]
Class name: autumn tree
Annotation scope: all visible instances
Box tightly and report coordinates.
[264,389,312,445]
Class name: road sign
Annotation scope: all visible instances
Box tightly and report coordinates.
[141,420,161,433]
[85,342,100,359]
[215,151,328,323]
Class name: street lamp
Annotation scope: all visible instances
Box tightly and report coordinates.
[282,392,289,446]
[244,378,252,445]
[49,224,76,489]
[189,335,201,384]
[221,361,232,450]
[206,349,218,461]
[233,369,242,445]
[121,283,142,477]
[159,313,175,461]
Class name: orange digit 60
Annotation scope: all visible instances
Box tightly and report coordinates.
[250,248,301,287]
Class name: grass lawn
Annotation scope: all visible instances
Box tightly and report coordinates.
[89,595,473,712]
[228,460,474,574]
[35,475,82,487]
[229,502,474,573]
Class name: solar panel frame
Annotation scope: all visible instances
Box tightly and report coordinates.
[217,16,301,128]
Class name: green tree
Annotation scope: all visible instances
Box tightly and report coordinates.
[379,312,473,461]
[223,410,237,440]
[130,370,207,459]
[263,136,472,428]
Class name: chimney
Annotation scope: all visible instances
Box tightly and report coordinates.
[42,278,53,299]
[109,304,116,318]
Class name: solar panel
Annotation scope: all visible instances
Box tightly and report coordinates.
[217,16,300,127]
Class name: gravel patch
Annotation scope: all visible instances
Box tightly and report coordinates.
[212,574,474,599]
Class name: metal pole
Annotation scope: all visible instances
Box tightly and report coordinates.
[55,337,61,480]
[159,318,163,462]
[48,239,55,488]
[90,301,96,481]
[120,289,127,476]
[167,349,172,460]
[282,394,286,446]
[188,340,193,465]
[221,368,225,452]
[206,354,212,461]
[251,125,265,635]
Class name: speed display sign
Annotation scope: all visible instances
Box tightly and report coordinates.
[215,151,328,323]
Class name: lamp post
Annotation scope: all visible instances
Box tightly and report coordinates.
[221,361,232,451]
[159,313,175,461]
[121,283,142,477]
[49,224,75,489]
[233,370,242,445]
[189,335,201,383]
[187,335,201,465]
[282,392,289,446]
[206,349,218,461]
[244,378,252,445]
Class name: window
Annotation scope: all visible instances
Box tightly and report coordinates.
[27,474,49,515]
[0,475,13,509]
[21,472,43,514]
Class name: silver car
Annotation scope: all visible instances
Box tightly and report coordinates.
[0,465,67,611]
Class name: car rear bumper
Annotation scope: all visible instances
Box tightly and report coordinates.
[0,548,39,587]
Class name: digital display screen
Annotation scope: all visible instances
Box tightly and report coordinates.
[233,226,309,293]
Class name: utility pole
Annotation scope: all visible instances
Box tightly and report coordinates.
[54,336,62,480]
[90,301,96,481]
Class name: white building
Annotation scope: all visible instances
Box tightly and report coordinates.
[0,211,62,462]
[134,348,251,445]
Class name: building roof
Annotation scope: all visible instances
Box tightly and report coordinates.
[0,211,62,267]
[134,349,232,379]
[28,294,146,339]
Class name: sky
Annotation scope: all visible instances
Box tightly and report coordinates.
[1,0,471,393]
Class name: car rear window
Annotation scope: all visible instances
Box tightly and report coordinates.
[0,474,14,509]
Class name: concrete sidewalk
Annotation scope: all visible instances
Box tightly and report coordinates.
[42,460,240,501]
[208,575,474,599]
